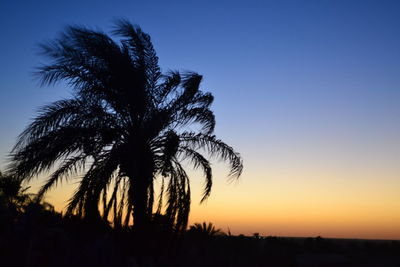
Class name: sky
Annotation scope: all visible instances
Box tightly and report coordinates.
[0,0,399,239]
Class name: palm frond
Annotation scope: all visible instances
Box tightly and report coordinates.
[180,132,243,178]
[37,155,87,199]
[179,147,212,202]
[66,149,119,218]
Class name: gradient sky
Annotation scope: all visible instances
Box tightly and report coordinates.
[1,0,400,239]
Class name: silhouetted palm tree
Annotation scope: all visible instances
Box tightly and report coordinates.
[8,20,242,231]
[188,222,225,237]
[0,171,32,215]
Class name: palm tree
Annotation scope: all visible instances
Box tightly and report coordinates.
[188,222,225,237]
[8,20,243,231]
[0,171,33,215]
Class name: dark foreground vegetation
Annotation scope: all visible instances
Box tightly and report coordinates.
[1,172,400,267]
[1,197,399,267]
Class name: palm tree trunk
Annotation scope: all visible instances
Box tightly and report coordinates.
[123,137,155,231]
[131,175,150,229]
[126,160,154,230]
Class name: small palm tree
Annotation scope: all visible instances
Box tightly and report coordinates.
[0,171,33,215]
[8,20,243,231]
[188,222,225,237]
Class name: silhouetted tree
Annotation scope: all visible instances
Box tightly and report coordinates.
[188,222,225,237]
[0,171,32,216]
[8,20,243,231]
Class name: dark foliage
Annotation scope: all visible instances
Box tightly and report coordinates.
[1,183,398,267]
[2,210,400,267]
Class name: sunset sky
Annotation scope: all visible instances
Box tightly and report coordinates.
[0,0,399,239]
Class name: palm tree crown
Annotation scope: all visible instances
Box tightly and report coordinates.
[8,20,243,231]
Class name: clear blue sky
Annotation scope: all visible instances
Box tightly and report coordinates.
[1,0,399,238]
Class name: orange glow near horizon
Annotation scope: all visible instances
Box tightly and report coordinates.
[29,159,400,240]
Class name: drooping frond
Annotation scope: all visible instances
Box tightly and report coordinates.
[164,160,190,232]
[180,132,243,178]
[176,107,215,134]
[10,127,88,180]
[66,150,120,218]
[178,146,212,202]
[37,155,87,199]
[13,99,83,150]
[9,97,121,181]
